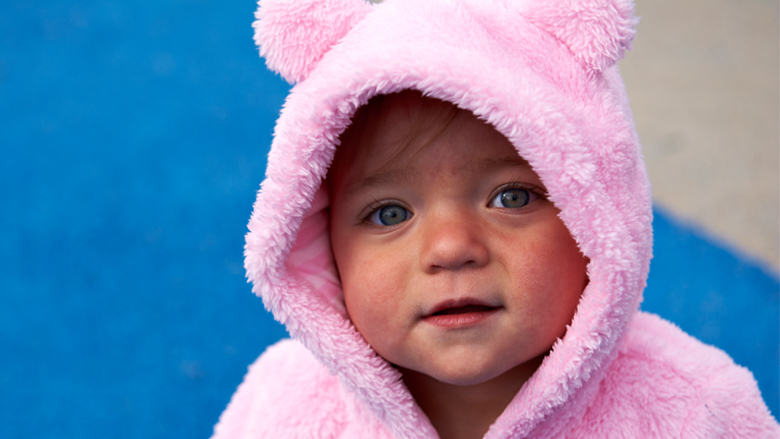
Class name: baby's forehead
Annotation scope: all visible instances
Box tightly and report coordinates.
[331,90,532,179]
[328,92,543,198]
[346,91,464,153]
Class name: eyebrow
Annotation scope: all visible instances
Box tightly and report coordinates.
[347,168,419,195]
[346,155,533,195]
[476,156,532,170]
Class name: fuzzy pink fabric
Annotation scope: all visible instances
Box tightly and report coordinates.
[213,0,780,437]
[214,313,777,438]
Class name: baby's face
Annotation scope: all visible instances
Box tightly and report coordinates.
[329,93,588,386]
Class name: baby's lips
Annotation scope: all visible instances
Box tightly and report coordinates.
[425,297,501,317]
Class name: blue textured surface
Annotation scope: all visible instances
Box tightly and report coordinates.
[1,0,777,437]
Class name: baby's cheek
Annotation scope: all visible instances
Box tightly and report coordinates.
[344,257,410,341]
[344,287,397,356]
[344,273,395,324]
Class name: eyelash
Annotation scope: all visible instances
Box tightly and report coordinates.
[360,199,411,226]
[488,183,546,206]
[359,182,547,226]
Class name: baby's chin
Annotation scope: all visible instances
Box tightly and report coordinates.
[432,366,509,387]
[397,355,545,389]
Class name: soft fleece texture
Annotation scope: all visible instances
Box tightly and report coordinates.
[213,0,780,437]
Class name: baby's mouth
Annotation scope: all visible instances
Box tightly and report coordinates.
[423,300,501,327]
[431,304,498,316]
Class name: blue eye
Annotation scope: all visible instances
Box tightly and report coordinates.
[490,188,534,208]
[369,205,411,226]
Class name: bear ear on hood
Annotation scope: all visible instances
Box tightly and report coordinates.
[523,0,638,72]
[253,0,374,84]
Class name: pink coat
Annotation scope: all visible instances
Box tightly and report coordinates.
[212,0,780,437]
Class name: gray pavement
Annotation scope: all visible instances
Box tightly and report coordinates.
[619,0,779,273]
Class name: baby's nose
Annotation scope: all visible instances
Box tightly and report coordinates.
[419,210,489,272]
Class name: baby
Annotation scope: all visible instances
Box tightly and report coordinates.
[328,91,589,438]
[213,0,779,438]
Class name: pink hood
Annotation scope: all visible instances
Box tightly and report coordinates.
[244,0,651,437]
